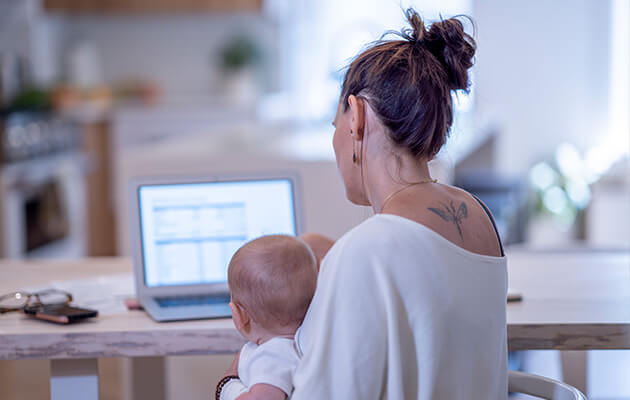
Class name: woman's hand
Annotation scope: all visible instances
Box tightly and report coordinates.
[300,233,335,271]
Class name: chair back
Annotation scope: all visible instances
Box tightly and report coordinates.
[508,370,587,400]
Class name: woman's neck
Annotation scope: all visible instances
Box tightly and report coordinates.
[366,152,433,214]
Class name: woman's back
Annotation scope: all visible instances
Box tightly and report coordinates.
[293,215,508,399]
[381,183,504,258]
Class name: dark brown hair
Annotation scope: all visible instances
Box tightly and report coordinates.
[340,9,476,159]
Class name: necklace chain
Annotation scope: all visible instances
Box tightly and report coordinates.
[379,178,438,213]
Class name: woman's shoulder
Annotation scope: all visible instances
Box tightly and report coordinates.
[386,183,505,258]
[325,212,505,269]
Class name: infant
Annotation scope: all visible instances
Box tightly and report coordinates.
[220,235,318,400]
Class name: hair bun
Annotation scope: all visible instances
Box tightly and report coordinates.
[340,8,477,159]
[424,16,476,91]
[403,8,428,43]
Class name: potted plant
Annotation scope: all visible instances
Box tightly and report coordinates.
[218,36,261,106]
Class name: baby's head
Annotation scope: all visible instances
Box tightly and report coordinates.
[228,235,317,343]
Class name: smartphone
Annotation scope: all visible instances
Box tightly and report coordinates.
[23,303,98,324]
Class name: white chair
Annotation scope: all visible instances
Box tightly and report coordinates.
[508,370,587,399]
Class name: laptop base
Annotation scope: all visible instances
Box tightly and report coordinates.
[141,296,232,322]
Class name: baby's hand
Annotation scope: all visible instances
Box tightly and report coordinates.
[235,383,287,400]
[300,232,335,271]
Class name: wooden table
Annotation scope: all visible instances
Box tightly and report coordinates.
[506,250,630,351]
[0,258,243,400]
[1,251,629,399]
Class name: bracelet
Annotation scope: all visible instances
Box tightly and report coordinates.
[215,375,239,400]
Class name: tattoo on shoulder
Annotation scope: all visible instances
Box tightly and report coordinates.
[427,201,468,241]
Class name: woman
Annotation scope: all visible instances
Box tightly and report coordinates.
[221,8,507,399]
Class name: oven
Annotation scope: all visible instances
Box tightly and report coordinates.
[0,112,87,258]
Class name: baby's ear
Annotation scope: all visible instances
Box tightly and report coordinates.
[229,301,251,334]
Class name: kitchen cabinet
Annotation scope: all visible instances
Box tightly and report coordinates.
[82,118,117,256]
[43,0,262,14]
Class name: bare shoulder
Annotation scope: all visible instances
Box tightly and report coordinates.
[395,184,502,257]
[427,184,484,225]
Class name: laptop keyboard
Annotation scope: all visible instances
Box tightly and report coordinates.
[155,294,231,308]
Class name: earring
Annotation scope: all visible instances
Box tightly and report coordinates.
[350,129,360,165]
[352,141,359,164]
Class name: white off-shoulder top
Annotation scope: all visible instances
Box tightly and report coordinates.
[292,214,508,400]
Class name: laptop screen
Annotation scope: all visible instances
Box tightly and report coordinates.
[138,178,297,287]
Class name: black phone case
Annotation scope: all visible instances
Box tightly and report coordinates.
[23,304,98,324]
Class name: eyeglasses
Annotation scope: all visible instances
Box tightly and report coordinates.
[0,289,73,314]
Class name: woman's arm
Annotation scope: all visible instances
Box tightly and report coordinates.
[300,233,335,271]
[219,369,288,400]
[220,341,297,400]
[235,384,287,400]
[217,349,241,399]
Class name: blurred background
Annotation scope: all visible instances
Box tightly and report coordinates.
[0,0,628,399]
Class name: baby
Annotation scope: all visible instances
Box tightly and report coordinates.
[219,235,318,400]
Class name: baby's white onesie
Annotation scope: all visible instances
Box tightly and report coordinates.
[221,337,300,400]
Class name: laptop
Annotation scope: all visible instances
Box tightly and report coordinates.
[128,173,303,322]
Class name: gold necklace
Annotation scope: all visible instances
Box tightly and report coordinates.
[379,178,438,213]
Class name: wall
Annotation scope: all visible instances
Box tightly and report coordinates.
[0,1,63,87]
[473,0,612,176]
[44,12,279,96]
[0,1,33,57]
